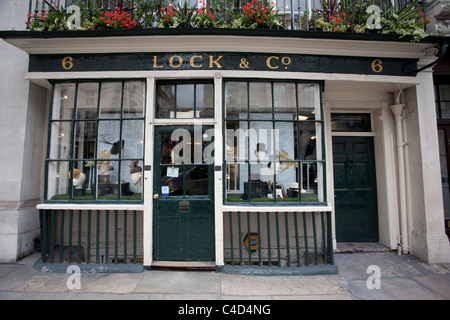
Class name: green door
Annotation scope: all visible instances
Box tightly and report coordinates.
[153,126,215,261]
[332,136,379,242]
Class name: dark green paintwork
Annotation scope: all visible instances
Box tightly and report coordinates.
[153,126,215,261]
[29,52,418,77]
[332,137,379,242]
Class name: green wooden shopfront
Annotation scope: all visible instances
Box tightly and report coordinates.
[2,23,450,269]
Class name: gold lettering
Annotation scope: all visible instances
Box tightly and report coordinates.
[190,55,203,68]
[209,55,223,69]
[371,59,383,73]
[266,56,279,69]
[153,55,163,68]
[62,56,74,70]
[169,55,183,68]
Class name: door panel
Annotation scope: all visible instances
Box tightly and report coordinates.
[153,126,215,261]
[333,136,378,242]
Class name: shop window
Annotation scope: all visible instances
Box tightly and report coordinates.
[46,80,145,202]
[224,81,324,204]
[156,81,214,118]
[435,83,450,119]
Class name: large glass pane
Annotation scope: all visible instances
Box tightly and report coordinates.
[76,82,98,120]
[186,165,209,195]
[73,120,97,160]
[71,161,94,200]
[440,102,450,119]
[299,122,318,160]
[298,83,319,120]
[226,162,249,202]
[300,162,322,202]
[49,121,72,159]
[157,84,175,118]
[196,84,214,118]
[176,84,195,118]
[123,81,145,118]
[47,161,69,200]
[52,83,75,120]
[249,82,272,115]
[161,165,184,196]
[99,82,122,118]
[122,120,144,159]
[225,82,248,118]
[439,85,450,101]
[97,160,119,200]
[121,159,143,200]
[97,120,121,159]
[225,121,241,162]
[274,82,296,119]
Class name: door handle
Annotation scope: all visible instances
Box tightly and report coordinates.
[153,194,160,199]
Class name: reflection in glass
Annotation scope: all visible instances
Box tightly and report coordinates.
[47,161,69,200]
[298,83,319,120]
[73,120,97,159]
[274,83,296,118]
[176,84,195,118]
[122,120,144,158]
[76,83,98,120]
[123,81,145,118]
[156,83,214,119]
[225,82,248,118]
[47,80,145,202]
[196,84,214,118]
[97,120,121,159]
[299,162,322,202]
[49,121,71,159]
[52,83,75,120]
[299,122,317,160]
[250,82,271,114]
[99,82,122,118]
[224,80,323,203]
[157,84,175,118]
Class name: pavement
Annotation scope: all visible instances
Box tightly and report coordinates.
[1,247,450,301]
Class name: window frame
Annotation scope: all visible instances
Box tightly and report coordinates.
[155,79,215,119]
[222,78,326,205]
[44,79,146,203]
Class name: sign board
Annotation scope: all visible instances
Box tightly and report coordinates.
[28,52,418,76]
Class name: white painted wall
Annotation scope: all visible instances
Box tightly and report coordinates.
[0,0,47,262]
[405,72,450,263]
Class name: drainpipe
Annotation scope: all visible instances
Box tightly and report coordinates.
[390,90,410,254]
[401,102,412,255]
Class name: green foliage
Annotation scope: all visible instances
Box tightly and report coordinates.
[26,0,431,42]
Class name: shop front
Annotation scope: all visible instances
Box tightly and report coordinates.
[2,29,450,268]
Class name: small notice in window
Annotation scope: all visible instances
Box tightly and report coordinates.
[161,186,170,196]
[167,167,179,178]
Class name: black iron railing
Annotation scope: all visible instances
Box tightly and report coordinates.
[224,210,334,268]
[26,0,429,40]
[39,208,143,264]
